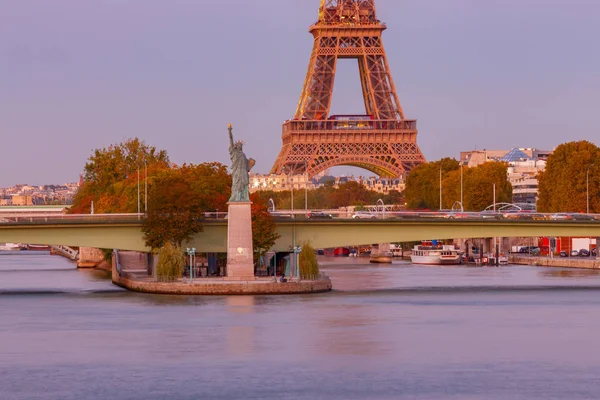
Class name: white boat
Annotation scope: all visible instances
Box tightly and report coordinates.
[410,242,463,265]
[0,243,20,251]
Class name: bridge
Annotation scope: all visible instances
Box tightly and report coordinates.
[1,213,600,253]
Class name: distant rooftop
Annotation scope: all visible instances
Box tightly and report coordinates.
[500,148,533,162]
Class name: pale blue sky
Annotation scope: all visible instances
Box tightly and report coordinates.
[1,0,599,186]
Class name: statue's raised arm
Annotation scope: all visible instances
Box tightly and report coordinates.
[228,123,234,149]
[227,124,251,202]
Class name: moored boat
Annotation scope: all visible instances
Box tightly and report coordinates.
[410,241,463,265]
[333,247,350,257]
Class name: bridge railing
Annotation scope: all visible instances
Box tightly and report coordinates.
[0,213,146,225]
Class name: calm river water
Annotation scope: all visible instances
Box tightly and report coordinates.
[2,254,600,399]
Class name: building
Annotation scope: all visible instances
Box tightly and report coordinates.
[460,147,552,206]
[11,195,34,206]
[249,174,405,195]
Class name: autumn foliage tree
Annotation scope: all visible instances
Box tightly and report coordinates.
[250,193,280,260]
[537,141,600,213]
[142,163,231,249]
[70,138,170,214]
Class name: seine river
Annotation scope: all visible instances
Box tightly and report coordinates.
[2,254,600,399]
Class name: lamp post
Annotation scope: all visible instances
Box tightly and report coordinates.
[137,167,140,218]
[144,161,148,214]
[377,198,385,219]
[304,161,308,216]
[268,198,275,212]
[587,164,595,214]
[186,247,196,282]
[460,162,464,211]
[439,167,443,210]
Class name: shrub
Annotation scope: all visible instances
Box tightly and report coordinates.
[156,243,185,281]
[299,242,320,279]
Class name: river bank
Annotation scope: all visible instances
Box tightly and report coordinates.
[510,254,600,269]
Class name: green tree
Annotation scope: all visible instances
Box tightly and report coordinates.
[156,242,185,281]
[405,158,459,210]
[299,242,320,278]
[538,141,600,213]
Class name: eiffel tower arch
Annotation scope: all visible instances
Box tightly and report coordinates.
[271,0,426,178]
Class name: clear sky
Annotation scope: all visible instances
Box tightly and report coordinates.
[1,0,599,187]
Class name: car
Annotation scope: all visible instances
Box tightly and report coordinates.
[550,213,573,221]
[571,250,579,257]
[352,212,378,219]
[479,210,502,219]
[578,249,590,257]
[570,213,595,221]
[559,251,568,257]
[307,211,332,219]
[443,211,476,219]
[270,212,294,219]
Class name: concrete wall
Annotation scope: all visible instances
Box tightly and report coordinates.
[78,247,105,268]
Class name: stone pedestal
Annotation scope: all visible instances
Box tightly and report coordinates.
[226,202,254,279]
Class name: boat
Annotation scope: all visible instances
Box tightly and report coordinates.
[410,241,463,265]
[0,243,20,251]
[333,247,350,257]
[487,253,509,266]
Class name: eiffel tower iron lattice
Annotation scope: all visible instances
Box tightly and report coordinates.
[271,0,426,179]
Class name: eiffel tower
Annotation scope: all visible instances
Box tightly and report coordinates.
[271,0,426,178]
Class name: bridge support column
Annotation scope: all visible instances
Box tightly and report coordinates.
[77,247,104,268]
[370,243,392,264]
[226,202,254,279]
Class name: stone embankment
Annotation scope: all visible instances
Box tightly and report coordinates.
[510,255,600,269]
[113,274,332,296]
[110,250,332,295]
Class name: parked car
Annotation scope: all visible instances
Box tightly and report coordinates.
[352,212,378,219]
[519,246,539,254]
[550,213,573,221]
[571,250,579,257]
[270,212,293,219]
[570,213,595,221]
[559,251,568,257]
[307,211,332,219]
[479,210,502,219]
[578,249,590,257]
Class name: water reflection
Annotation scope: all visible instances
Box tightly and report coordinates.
[538,269,600,279]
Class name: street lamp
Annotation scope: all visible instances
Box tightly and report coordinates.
[186,247,196,282]
[587,164,595,214]
[460,162,464,211]
[304,161,308,216]
[439,167,443,210]
[144,161,148,214]
[377,198,385,219]
[268,198,275,212]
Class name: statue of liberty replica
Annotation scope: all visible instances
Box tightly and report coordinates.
[228,124,255,202]
[225,124,255,278]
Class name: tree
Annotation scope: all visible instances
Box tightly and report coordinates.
[142,169,205,249]
[156,242,185,281]
[142,162,231,249]
[250,193,280,261]
[70,138,170,214]
[405,158,459,210]
[299,242,320,279]
[537,141,600,213]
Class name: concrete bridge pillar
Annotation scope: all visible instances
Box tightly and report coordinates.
[370,243,392,264]
[77,247,105,268]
